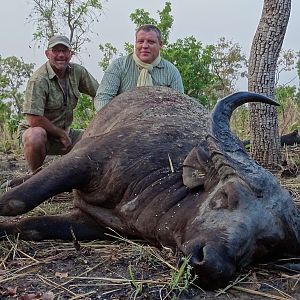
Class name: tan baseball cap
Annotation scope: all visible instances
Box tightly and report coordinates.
[48,35,71,49]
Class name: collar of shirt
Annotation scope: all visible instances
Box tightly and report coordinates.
[130,53,165,70]
[46,61,71,79]
[155,59,164,69]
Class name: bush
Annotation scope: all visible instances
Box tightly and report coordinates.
[72,94,96,129]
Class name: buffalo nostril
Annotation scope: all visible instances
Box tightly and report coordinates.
[190,244,205,265]
[189,244,236,289]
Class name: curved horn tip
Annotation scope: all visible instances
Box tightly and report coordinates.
[233,91,280,107]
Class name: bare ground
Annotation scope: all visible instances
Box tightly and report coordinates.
[0,148,300,300]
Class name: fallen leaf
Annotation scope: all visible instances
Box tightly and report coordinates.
[7,286,17,296]
[42,291,55,300]
[18,293,41,300]
[55,271,69,279]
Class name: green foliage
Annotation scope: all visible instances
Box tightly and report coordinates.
[0,56,33,143]
[124,42,134,55]
[210,37,248,98]
[72,94,95,129]
[0,101,11,124]
[129,1,173,43]
[231,106,250,140]
[163,37,216,106]
[167,256,197,298]
[128,264,143,299]
[157,2,173,43]
[0,126,21,154]
[98,43,118,71]
[0,102,23,154]
[275,85,299,108]
[129,9,156,30]
[231,85,300,142]
[28,0,104,53]
[275,85,300,133]
[276,49,299,86]
[0,56,34,115]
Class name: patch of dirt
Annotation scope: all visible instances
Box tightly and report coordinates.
[0,149,300,300]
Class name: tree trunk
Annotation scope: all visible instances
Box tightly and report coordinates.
[248,0,291,168]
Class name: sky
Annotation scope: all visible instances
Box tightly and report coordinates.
[0,0,299,90]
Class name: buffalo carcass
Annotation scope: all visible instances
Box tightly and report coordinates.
[0,87,300,289]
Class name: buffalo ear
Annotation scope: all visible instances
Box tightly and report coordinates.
[182,146,209,189]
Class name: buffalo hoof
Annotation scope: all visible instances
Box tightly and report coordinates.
[0,199,26,216]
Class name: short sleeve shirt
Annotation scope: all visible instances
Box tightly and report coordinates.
[95,54,184,110]
[23,62,99,130]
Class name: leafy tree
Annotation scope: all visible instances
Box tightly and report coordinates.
[129,2,174,43]
[163,37,216,107]
[210,37,247,98]
[0,56,34,116]
[0,102,12,131]
[98,43,118,71]
[276,49,299,86]
[28,0,104,53]
[296,51,300,82]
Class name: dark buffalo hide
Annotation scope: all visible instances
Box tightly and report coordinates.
[281,129,300,146]
[243,129,300,147]
[1,87,300,289]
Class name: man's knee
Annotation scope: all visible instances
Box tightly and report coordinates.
[22,127,47,148]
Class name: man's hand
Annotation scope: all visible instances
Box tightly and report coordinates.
[59,132,72,154]
[25,114,73,153]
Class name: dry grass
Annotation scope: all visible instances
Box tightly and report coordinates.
[0,234,197,299]
[0,230,300,299]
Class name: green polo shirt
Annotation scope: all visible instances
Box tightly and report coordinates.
[22,61,99,130]
[95,54,184,111]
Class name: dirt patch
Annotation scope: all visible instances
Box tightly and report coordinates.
[0,150,300,300]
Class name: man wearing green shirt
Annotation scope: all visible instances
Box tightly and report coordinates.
[21,35,99,172]
[95,24,184,111]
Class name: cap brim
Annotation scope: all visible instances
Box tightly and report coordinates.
[48,42,71,48]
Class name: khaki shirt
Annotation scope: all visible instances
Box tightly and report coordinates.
[22,62,99,130]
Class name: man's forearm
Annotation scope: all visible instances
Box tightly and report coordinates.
[94,94,112,111]
[26,114,67,139]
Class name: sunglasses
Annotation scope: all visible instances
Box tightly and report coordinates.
[49,48,72,54]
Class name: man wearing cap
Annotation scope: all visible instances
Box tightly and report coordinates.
[95,24,184,111]
[20,35,99,173]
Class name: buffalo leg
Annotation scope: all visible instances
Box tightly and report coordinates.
[0,209,110,241]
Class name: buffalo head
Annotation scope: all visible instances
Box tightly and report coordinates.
[180,93,300,288]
